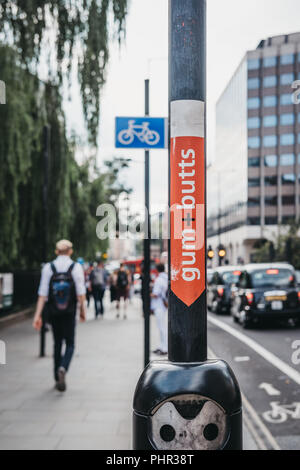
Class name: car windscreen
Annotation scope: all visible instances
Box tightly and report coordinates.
[221,270,241,285]
[250,269,294,288]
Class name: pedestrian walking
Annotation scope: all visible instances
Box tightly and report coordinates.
[84,262,94,308]
[116,263,130,319]
[90,260,108,318]
[33,240,86,392]
[151,263,168,356]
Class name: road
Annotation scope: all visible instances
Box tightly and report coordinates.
[208,309,300,450]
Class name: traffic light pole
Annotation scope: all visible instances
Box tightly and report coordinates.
[133,0,242,450]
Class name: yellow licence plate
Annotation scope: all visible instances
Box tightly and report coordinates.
[265,295,287,301]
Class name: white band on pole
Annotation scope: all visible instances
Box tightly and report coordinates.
[171,100,205,138]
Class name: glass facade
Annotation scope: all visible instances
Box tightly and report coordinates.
[280,54,294,65]
[248,178,260,187]
[265,175,277,186]
[248,78,260,89]
[282,195,295,205]
[263,135,277,147]
[280,73,295,85]
[263,56,277,67]
[280,94,293,105]
[248,97,260,109]
[248,58,260,70]
[282,173,296,184]
[248,136,260,148]
[265,196,277,206]
[263,95,277,107]
[248,117,260,129]
[280,153,295,166]
[263,115,277,127]
[264,155,277,167]
[263,76,277,87]
[280,113,295,125]
[248,157,260,167]
[280,133,295,145]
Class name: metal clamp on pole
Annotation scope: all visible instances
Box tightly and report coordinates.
[133,0,242,450]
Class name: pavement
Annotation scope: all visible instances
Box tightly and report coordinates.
[0,295,257,450]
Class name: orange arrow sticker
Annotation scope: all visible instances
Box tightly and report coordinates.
[170,101,206,307]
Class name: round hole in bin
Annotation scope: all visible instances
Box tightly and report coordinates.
[203,423,219,441]
[160,425,176,442]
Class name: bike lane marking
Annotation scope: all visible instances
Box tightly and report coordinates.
[208,346,280,450]
[208,314,300,386]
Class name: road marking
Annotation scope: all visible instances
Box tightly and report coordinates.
[208,314,300,386]
[208,346,280,450]
[234,356,250,362]
[242,393,281,450]
[259,383,281,397]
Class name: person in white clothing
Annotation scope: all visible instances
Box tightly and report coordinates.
[151,263,168,356]
[33,240,86,392]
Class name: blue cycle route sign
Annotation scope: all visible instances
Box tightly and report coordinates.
[115,117,168,149]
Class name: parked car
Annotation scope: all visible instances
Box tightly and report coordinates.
[231,263,300,328]
[207,266,242,314]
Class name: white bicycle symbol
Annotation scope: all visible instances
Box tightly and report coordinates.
[118,120,160,146]
[263,401,300,424]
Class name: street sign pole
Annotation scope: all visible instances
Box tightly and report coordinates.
[144,79,151,368]
[133,0,242,450]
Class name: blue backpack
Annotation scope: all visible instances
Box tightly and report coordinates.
[49,263,76,315]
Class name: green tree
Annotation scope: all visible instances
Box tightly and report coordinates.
[0,0,129,146]
[253,220,300,269]
[0,45,130,269]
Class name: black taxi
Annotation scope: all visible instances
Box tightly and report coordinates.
[231,263,300,328]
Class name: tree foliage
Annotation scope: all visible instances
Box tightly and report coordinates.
[253,220,300,270]
[0,0,129,146]
[0,45,129,269]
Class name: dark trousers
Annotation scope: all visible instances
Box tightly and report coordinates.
[51,314,76,381]
[92,285,105,317]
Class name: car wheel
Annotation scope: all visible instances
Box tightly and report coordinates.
[241,312,253,329]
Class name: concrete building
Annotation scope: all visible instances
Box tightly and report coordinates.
[208,32,300,266]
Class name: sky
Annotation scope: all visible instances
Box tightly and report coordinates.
[64,0,300,211]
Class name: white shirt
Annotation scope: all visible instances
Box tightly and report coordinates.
[38,255,86,297]
[151,272,168,312]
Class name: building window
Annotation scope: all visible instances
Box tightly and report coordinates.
[282,216,295,225]
[263,76,277,87]
[280,54,294,65]
[280,113,295,126]
[248,78,260,89]
[264,155,277,167]
[280,94,293,106]
[280,153,295,166]
[280,73,295,86]
[247,217,260,225]
[265,217,278,225]
[265,175,277,186]
[263,135,277,147]
[282,195,295,205]
[282,173,296,184]
[263,95,277,107]
[248,136,260,149]
[263,56,277,67]
[248,58,260,70]
[248,97,260,109]
[280,133,295,146]
[248,157,260,167]
[263,115,277,127]
[265,196,277,206]
[248,178,260,187]
[248,197,260,207]
[248,117,260,129]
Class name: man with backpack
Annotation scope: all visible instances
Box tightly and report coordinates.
[151,263,168,356]
[116,263,130,319]
[33,240,86,392]
[90,260,108,318]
